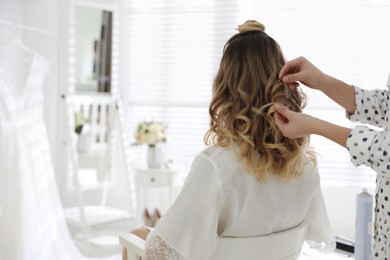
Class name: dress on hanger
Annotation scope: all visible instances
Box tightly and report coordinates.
[0,53,117,260]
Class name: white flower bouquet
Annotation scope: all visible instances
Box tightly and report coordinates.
[134,121,167,147]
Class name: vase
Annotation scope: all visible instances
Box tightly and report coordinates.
[147,145,163,168]
[77,133,92,153]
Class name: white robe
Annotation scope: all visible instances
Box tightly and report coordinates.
[145,145,335,260]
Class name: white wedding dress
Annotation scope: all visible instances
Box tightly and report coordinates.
[0,53,117,260]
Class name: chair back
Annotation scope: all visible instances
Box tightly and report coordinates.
[119,222,308,260]
[211,222,308,260]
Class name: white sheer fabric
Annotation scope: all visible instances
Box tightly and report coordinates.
[145,229,185,260]
[144,146,335,260]
[0,54,113,260]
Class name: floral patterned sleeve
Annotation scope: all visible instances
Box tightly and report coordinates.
[144,229,186,260]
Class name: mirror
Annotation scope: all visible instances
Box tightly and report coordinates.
[73,4,113,93]
[64,2,135,247]
[66,0,119,186]
[66,1,118,183]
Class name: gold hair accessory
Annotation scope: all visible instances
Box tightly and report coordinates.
[237,20,265,33]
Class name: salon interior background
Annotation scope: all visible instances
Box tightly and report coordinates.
[1,0,390,240]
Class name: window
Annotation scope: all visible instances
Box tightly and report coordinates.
[120,0,248,169]
[249,0,390,187]
[120,0,390,187]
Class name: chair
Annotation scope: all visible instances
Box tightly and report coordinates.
[63,93,136,252]
[119,222,308,260]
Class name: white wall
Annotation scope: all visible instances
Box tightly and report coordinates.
[0,0,22,24]
[322,185,375,240]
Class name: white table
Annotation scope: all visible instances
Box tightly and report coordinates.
[134,167,181,226]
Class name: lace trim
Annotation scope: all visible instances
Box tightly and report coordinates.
[306,239,336,253]
[144,229,186,260]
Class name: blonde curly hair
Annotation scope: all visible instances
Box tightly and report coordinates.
[204,20,316,182]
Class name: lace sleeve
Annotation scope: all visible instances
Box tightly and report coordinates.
[144,229,186,260]
[306,239,336,253]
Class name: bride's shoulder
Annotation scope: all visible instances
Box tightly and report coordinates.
[199,145,232,159]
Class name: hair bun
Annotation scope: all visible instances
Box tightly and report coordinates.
[237,20,265,33]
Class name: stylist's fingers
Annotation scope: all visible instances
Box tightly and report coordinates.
[274,103,291,119]
[274,104,291,132]
[274,110,286,126]
[274,103,303,139]
[281,72,305,85]
[286,81,299,90]
[279,56,305,79]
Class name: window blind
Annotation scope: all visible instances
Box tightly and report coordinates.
[120,0,389,187]
[121,0,248,169]
[251,0,390,188]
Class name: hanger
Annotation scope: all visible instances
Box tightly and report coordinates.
[0,19,61,87]
[0,23,36,60]
[0,19,61,62]
[0,19,60,46]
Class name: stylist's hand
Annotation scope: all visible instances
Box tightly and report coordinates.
[280,56,327,91]
[274,103,317,139]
